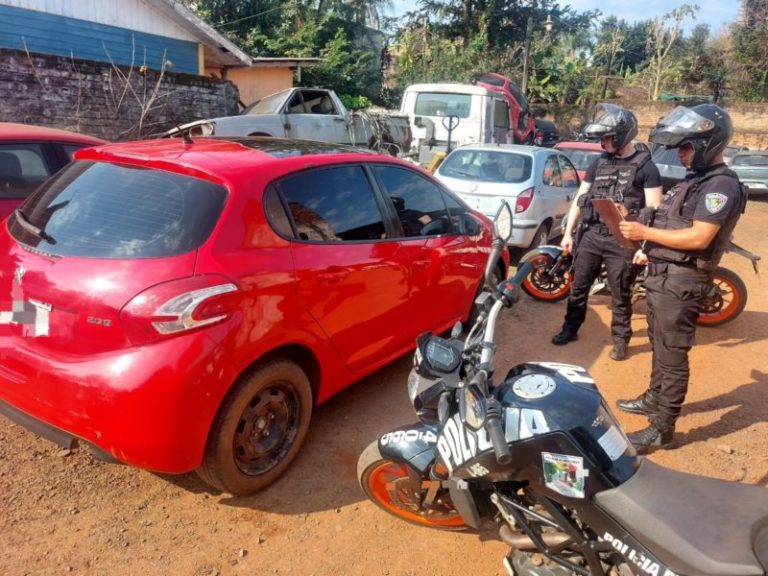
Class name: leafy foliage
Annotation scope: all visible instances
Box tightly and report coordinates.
[184,0,768,110]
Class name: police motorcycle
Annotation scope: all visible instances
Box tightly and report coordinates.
[519,241,758,327]
[357,201,768,576]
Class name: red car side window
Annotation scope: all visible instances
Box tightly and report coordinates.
[277,165,386,242]
[0,143,49,200]
[372,165,455,238]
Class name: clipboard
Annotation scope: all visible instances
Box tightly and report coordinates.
[590,198,641,249]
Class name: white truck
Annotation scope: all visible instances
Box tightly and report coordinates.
[400,82,531,165]
[170,87,411,155]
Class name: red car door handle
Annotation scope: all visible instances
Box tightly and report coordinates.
[412,258,431,270]
[317,267,350,284]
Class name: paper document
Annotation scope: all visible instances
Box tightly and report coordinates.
[590,198,641,249]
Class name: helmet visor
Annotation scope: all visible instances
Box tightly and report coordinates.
[650,106,716,147]
[582,103,623,137]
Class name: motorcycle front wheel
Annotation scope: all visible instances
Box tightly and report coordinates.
[357,442,467,530]
[698,266,748,327]
[521,253,573,302]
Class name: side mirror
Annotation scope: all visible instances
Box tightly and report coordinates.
[459,383,488,432]
[458,213,481,237]
[494,201,513,242]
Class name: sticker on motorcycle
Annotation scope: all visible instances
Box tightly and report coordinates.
[505,407,550,440]
[602,532,679,576]
[542,452,588,499]
[533,362,595,385]
[437,409,550,473]
[597,425,630,461]
[380,429,438,446]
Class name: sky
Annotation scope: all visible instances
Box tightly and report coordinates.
[389,0,742,35]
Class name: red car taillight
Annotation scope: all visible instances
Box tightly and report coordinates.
[120,275,240,345]
[515,187,535,213]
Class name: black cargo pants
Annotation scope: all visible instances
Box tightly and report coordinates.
[562,226,639,343]
[645,262,711,425]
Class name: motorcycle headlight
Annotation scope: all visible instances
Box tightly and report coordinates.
[407,370,422,404]
[408,368,448,423]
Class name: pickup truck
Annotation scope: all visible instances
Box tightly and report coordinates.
[169,87,411,155]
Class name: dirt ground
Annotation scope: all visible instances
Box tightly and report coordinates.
[2,200,767,576]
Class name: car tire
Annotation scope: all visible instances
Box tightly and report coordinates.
[196,358,313,495]
[528,222,551,250]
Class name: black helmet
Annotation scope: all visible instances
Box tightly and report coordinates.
[649,104,733,170]
[582,103,638,150]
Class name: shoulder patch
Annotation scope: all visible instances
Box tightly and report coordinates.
[705,192,728,214]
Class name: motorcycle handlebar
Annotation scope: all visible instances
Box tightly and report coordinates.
[499,262,534,305]
[486,406,511,465]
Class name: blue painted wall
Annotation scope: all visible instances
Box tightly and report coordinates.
[0,5,199,74]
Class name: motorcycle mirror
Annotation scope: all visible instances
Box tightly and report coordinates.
[437,390,453,423]
[458,384,488,432]
[494,201,513,242]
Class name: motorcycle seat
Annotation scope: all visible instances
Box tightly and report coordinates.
[595,458,768,576]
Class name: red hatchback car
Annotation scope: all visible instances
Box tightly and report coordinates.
[0,137,507,494]
[0,123,106,220]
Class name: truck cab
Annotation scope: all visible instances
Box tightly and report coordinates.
[475,72,535,145]
[400,83,515,165]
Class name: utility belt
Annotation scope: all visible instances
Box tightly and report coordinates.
[646,261,710,278]
[582,222,611,236]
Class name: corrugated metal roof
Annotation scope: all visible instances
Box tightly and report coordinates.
[146,0,252,68]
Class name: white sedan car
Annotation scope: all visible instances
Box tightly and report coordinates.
[434,144,580,248]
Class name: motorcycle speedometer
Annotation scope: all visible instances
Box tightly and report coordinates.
[415,332,462,377]
[425,338,460,372]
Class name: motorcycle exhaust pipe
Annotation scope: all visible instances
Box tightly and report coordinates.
[499,524,571,551]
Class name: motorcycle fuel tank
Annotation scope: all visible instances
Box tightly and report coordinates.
[437,362,638,500]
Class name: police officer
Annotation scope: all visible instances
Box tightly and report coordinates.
[616,104,746,452]
[552,104,662,361]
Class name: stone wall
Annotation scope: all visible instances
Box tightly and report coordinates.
[627,101,768,150]
[0,48,240,141]
[547,100,768,150]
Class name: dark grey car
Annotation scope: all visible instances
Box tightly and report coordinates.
[731,150,768,196]
[651,146,688,192]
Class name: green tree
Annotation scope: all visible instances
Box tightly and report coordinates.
[593,18,651,76]
[186,0,387,103]
[730,0,768,100]
[645,5,697,100]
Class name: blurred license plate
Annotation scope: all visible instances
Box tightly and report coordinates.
[460,193,502,215]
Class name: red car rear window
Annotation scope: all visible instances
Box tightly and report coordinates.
[8,161,227,258]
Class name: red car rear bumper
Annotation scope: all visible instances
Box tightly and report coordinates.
[0,332,225,473]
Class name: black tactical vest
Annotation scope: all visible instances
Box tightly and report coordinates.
[645,165,747,272]
[579,152,651,225]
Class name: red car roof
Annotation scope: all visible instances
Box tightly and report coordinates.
[554,141,603,151]
[74,136,415,186]
[0,122,106,145]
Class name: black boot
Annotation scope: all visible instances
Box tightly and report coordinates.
[627,417,674,454]
[552,327,578,345]
[616,390,659,417]
[609,341,628,361]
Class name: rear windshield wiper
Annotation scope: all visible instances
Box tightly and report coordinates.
[14,208,54,243]
[449,168,477,179]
